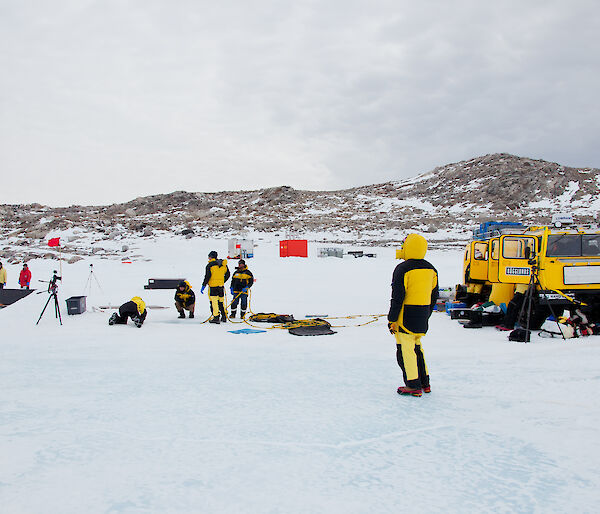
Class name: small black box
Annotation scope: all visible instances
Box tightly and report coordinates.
[144,278,186,289]
[66,296,87,315]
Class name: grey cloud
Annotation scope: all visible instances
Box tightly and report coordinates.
[0,0,599,205]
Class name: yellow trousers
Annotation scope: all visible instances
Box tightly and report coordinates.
[209,295,222,317]
[394,332,429,389]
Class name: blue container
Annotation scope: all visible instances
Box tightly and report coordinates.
[445,302,467,315]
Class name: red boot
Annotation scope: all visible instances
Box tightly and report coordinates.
[397,386,422,397]
[423,385,431,394]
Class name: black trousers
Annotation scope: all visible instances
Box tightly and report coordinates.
[231,292,248,311]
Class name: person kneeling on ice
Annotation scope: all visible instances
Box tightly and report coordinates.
[388,233,439,397]
[200,251,230,324]
[175,280,195,319]
[230,259,254,318]
[108,297,147,328]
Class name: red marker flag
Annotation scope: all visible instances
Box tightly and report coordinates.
[48,237,60,247]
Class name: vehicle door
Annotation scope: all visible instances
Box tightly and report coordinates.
[498,235,537,284]
[487,238,500,283]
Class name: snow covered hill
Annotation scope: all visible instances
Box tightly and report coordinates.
[1,153,599,265]
[1,236,599,513]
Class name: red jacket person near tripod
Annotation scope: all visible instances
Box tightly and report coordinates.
[19,264,31,289]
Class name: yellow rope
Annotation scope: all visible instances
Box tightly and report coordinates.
[192,288,387,330]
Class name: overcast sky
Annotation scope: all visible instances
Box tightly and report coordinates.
[1,0,599,206]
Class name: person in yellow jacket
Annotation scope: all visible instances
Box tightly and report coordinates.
[175,280,195,319]
[388,234,439,397]
[201,251,230,324]
[0,261,6,289]
[108,296,147,327]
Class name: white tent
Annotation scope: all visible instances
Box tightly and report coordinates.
[228,238,254,259]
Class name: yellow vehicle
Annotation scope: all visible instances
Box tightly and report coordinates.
[459,222,528,305]
[458,224,600,325]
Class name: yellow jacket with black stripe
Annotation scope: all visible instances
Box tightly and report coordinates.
[202,258,230,288]
[388,234,439,336]
[174,280,195,307]
[231,266,254,292]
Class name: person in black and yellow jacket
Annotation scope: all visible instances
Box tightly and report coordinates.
[388,233,439,397]
[201,251,230,324]
[175,280,195,319]
[108,297,147,328]
[229,259,254,318]
[0,261,6,289]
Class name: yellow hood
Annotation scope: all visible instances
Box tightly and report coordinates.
[398,233,428,260]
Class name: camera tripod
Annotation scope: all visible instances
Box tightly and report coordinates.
[518,261,564,341]
[36,286,62,325]
[36,273,63,325]
[83,264,103,296]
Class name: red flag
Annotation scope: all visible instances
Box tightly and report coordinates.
[48,237,60,247]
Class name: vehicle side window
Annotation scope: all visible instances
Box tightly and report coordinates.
[502,237,535,259]
[490,240,499,259]
[473,242,487,260]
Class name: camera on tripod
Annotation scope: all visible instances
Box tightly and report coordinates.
[36,271,63,325]
[39,271,62,293]
[48,270,62,292]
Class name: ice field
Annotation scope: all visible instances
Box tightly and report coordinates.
[1,236,599,513]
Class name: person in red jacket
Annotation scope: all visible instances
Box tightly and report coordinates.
[19,264,31,289]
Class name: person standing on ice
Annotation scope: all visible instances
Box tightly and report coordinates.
[229,259,254,318]
[201,251,230,324]
[19,263,31,289]
[108,297,147,327]
[388,233,439,397]
[0,262,6,289]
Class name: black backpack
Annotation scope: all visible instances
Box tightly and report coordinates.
[509,328,530,342]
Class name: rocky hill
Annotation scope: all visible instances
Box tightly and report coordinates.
[1,153,599,262]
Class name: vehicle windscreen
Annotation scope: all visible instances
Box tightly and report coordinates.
[547,234,600,257]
